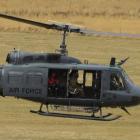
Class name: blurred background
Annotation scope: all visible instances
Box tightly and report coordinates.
[0,0,140,33]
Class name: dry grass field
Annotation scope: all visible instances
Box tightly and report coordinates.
[0,32,140,140]
[0,0,140,140]
[0,0,140,33]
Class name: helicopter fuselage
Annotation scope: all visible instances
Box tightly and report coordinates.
[0,13,140,120]
[0,62,140,108]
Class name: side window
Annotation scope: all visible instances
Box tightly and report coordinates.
[110,73,125,90]
[77,70,84,84]
[85,73,93,87]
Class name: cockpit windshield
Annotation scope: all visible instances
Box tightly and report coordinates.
[110,72,125,90]
[121,69,134,84]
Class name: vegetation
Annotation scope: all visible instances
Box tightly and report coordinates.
[0,97,140,140]
[0,32,140,140]
[0,1,140,140]
[0,0,140,33]
[0,0,140,18]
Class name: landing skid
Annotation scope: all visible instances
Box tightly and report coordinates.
[30,110,45,114]
[38,112,121,121]
[30,104,121,121]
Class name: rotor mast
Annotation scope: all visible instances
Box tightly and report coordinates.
[0,13,82,56]
[59,25,68,55]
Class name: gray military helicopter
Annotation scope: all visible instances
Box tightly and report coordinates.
[0,13,140,121]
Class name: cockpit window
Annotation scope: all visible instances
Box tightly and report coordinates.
[110,73,125,90]
[122,70,134,84]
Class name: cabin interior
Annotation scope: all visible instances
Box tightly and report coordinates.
[48,68,101,99]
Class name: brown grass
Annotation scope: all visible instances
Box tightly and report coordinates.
[1,97,140,140]
[0,26,140,140]
[0,0,140,18]
[0,0,140,33]
[0,1,140,140]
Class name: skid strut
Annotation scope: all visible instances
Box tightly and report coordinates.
[30,103,49,114]
[89,107,121,121]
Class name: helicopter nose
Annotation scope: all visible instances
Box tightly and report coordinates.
[0,66,3,96]
[131,86,140,105]
[132,96,140,105]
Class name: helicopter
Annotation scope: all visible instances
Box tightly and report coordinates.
[0,13,140,121]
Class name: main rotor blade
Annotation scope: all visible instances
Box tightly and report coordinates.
[0,13,54,29]
[0,13,140,38]
[0,13,80,33]
[80,29,140,38]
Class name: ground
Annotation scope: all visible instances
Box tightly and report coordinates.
[0,32,140,140]
[0,98,140,140]
[0,0,140,139]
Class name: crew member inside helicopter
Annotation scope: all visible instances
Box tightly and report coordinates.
[68,70,83,97]
[48,69,68,97]
[48,72,59,97]
[110,73,125,90]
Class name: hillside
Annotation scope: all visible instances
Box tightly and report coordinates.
[0,0,140,33]
[0,1,140,140]
[0,31,140,140]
